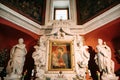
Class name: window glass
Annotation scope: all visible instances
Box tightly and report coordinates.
[55,10,68,20]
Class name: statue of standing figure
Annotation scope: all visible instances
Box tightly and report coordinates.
[32,35,46,79]
[76,40,90,80]
[6,38,27,79]
[95,39,118,80]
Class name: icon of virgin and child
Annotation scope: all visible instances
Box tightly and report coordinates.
[51,46,71,69]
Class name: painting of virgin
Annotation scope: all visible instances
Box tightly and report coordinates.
[48,40,74,71]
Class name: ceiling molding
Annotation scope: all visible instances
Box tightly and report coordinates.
[0,3,41,35]
[82,4,120,34]
[0,3,120,36]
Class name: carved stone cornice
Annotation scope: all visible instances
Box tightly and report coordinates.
[0,3,41,35]
[0,3,120,36]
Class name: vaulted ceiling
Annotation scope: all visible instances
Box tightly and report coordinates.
[1,0,119,25]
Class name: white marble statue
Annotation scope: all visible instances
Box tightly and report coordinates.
[32,36,46,79]
[38,36,46,66]
[76,41,90,80]
[95,39,118,80]
[6,38,27,79]
[32,45,41,67]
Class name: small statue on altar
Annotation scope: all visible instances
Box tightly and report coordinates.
[32,36,46,79]
[6,38,27,79]
[32,45,41,67]
[95,39,118,80]
[76,41,90,80]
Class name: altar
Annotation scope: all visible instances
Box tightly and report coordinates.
[31,20,91,80]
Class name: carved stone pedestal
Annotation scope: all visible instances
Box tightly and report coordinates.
[52,78,67,80]
[34,77,46,80]
[101,74,119,80]
[4,78,20,80]
[5,77,20,80]
[4,74,21,80]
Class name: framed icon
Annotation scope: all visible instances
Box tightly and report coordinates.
[48,39,74,71]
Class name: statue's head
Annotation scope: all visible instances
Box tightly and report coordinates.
[98,38,103,45]
[18,38,24,44]
[34,45,39,51]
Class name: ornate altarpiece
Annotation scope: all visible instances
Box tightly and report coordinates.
[35,20,86,80]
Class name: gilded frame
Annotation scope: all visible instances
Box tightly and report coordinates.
[48,39,74,71]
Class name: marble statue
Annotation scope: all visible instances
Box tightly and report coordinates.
[38,36,46,66]
[32,36,46,79]
[32,45,41,67]
[95,39,118,80]
[76,41,90,80]
[6,38,27,79]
